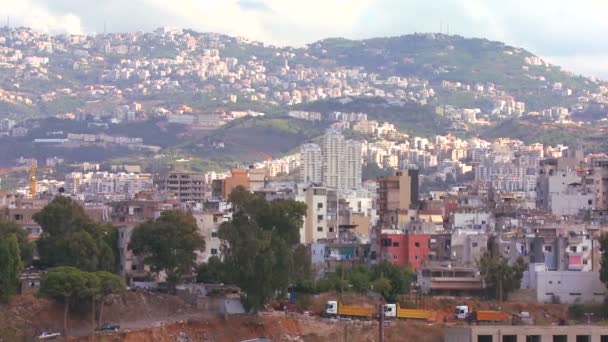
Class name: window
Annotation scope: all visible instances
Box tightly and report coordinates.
[570,246,577,253]
[503,336,517,342]
[477,336,492,342]
[415,242,420,248]
[211,232,218,238]
[329,227,334,233]
[393,255,398,260]
[472,242,478,248]
[582,246,589,252]
[392,242,399,247]
[415,255,419,260]
[317,227,323,232]
[544,245,552,252]
[553,336,567,342]
[583,259,588,265]
[14,214,23,221]
[131,264,138,271]
[526,336,541,342]
[549,281,553,284]
[317,203,323,209]
[317,215,324,221]
[588,199,593,205]
[576,336,591,342]
[211,248,218,255]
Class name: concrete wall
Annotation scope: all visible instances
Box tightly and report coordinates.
[535,270,606,304]
[445,325,608,342]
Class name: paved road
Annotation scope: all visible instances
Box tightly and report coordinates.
[70,311,218,338]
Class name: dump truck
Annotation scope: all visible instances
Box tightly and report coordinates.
[325,300,373,318]
[470,310,511,322]
[456,305,510,323]
[383,304,437,321]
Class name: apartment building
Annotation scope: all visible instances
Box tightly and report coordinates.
[300,143,322,184]
[158,170,206,203]
[296,185,338,244]
[376,169,420,228]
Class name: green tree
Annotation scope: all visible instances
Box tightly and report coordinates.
[0,219,33,264]
[79,271,100,337]
[372,277,392,299]
[370,262,414,301]
[219,186,307,312]
[347,265,371,293]
[477,237,527,302]
[129,210,205,284]
[599,234,608,287]
[94,271,125,329]
[34,196,117,272]
[196,256,226,284]
[0,234,24,301]
[39,266,88,338]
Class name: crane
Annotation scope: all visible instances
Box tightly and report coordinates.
[28,160,53,198]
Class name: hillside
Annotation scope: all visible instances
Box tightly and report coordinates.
[179,116,328,167]
[297,97,449,137]
[301,34,595,110]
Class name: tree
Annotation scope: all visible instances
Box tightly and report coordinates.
[39,266,88,338]
[0,234,24,301]
[599,234,608,287]
[129,210,205,284]
[477,237,527,302]
[372,277,392,299]
[0,219,33,265]
[94,271,125,329]
[196,256,226,284]
[370,262,414,301]
[34,196,117,272]
[219,186,307,312]
[347,265,371,293]
[79,271,100,338]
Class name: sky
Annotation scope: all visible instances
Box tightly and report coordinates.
[2,0,607,79]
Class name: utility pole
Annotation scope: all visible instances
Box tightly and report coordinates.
[498,275,503,308]
[378,303,385,342]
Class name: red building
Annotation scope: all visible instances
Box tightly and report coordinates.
[379,233,430,270]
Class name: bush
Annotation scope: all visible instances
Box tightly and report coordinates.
[568,304,586,321]
[296,294,313,311]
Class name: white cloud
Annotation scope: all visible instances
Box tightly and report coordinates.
[138,0,371,45]
[546,55,608,81]
[0,0,82,34]
[2,0,607,78]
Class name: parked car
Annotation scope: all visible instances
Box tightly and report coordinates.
[37,331,61,340]
[96,322,120,331]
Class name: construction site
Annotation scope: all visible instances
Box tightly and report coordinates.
[0,288,592,342]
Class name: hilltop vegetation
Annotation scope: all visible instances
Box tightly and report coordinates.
[298,97,448,137]
[305,34,592,109]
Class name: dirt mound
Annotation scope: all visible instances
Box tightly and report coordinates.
[73,314,446,342]
[0,291,202,340]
